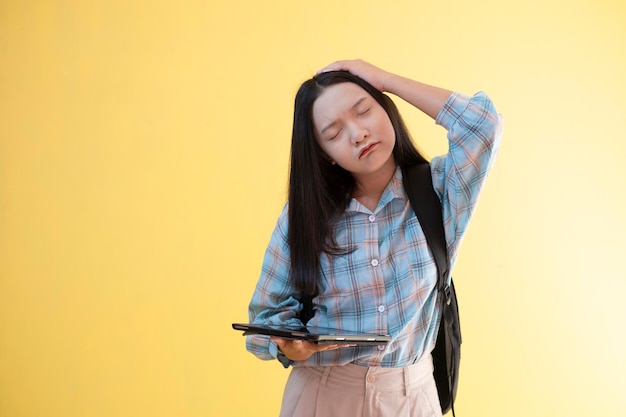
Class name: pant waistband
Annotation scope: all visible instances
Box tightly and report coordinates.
[306,354,434,396]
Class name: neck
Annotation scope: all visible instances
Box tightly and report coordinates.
[352,158,397,211]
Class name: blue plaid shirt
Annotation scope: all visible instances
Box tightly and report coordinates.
[246,91,503,368]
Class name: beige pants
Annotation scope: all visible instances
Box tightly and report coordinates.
[279,355,443,417]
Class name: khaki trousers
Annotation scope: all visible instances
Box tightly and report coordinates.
[278,355,443,417]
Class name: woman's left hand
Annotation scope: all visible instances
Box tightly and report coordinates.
[271,336,353,361]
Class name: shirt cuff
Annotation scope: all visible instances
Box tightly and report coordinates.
[435,91,472,130]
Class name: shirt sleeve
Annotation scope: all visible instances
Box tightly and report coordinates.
[245,206,302,363]
[431,91,503,266]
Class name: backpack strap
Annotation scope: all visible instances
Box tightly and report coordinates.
[402,163,450,294]
[404,163,460,416]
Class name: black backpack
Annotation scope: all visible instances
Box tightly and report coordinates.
[403,163,461,416]
[299,162,462,415]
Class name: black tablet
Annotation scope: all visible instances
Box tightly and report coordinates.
[232,323,391,346]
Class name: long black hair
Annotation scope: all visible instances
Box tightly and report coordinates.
[288,70,428,298]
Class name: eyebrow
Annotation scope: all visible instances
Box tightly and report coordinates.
[320,96,369,135]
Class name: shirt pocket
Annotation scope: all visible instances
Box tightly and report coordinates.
[397,217,438,284]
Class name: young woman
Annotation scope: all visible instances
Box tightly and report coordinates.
[245,59,503,417]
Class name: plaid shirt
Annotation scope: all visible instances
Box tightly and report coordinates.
[246,91,503,368]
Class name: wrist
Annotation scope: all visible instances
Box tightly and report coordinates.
[276,345,292,368]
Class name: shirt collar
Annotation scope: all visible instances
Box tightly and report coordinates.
[346,166,406,213]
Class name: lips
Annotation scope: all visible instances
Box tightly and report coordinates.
[359,143,378,158]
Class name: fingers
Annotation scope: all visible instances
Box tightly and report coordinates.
[316,59,388,92]
[317,59,366,75]
[317,60,352,74]
[316,343,357,351]
[272,337,347,352]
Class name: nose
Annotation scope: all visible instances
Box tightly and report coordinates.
[350,123,369,145]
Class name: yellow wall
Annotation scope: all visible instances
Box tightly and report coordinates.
[1,1,625,416]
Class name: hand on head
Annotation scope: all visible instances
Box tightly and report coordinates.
[317,59,391,92]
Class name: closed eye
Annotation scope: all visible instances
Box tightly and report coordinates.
[358,107,371,116]
[328,129,341,140]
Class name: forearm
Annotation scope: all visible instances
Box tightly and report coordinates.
[381,73,453,120]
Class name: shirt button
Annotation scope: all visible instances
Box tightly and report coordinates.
[378,345,386,351]
[368,214,376,223]
[367,374,376,383]
[378,305,385,313]
[371,259,379,267]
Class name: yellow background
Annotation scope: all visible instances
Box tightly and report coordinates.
[1,0,625,416]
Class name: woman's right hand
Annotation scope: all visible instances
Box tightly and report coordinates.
[271,337,353,361]
[317,59,452,120]
[317,59,392,92]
